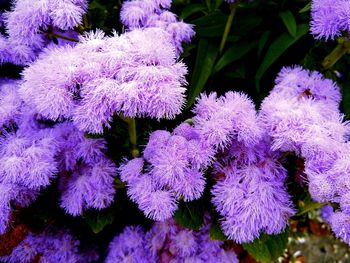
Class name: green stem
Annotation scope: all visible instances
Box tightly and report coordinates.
[48,32,79,43]
[219,2,238,54]
[322,37,350,69]
[121,116,139,157]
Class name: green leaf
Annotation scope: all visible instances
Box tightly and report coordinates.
[279,10,297,37]
[84,210,115,234]
[257,31,271,58]
[225,64,246,79]
[255,23,309,90]
[187,38,218,108]
[242,229,289,262]
[180,4,207,20]
[214,41,257,72]
[231,15,263,37]
[173,200,205,230]
[191,11,227,37]
[210,221,228,241]
[296,201,327,216]
[299,1,312,13]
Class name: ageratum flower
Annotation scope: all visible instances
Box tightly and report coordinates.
[20,27,188,133]
[53,123,117,216]
[260,65,350,246]
[0,228,98,263]
[106,218,239,262]
[193,92,262,150]
[1,0,87,65]
[120,0,195,55]
[310,0,350,40]
[211,139,294,243]
[119,123,214,221]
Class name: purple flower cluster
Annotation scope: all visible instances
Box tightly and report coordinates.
[192,92,262,150]
[0,228,98,263]
[0,78,117,233]
[260,66,350,245]
[212,139,295,243]
[120,0,195,54]
[0,0,86,65]
[190,92,294,243]
[0,79,23,128]
[20,27,188,133]
[106,217,238,262]
[54,123,117,216]
[119,123,215,220]
[310,0,350,40]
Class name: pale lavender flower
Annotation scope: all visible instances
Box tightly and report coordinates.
[138,190,178,221]
[20,28,188,133]
[193,92,262,150]
[260,66,350,205]
[0,78,23,128]
[310,0,350,40]
[2,0,87,65]
[106,226,156,263]
[120,123,214,220]
[54,123,116,216]
[120,0,195,55]
[329,211,350,245]
[0,129,58,190]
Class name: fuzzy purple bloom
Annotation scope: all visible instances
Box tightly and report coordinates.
[310,0,350,40]
[0,228,96,263]
[193,91,262,150]
[54,123,116,216]
[119,123,214,221]
[120,0,195,55]
[20,28,188,133]
[106,217,238,262]
[1,0,87,65]
[211,139,294,243]
[329,211,350,246]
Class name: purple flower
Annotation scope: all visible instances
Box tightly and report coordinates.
[0,228,90,263]
[106,226,156,263]
[107,217,238,262]
[310,0,349,40]
[138,190,178,221]
[329,211,350,245]
[55,123,116,216]
[0,78,23,128]
[120,121,215,220]
[20,28,188,133]
[2,0,87,65]
[120,0,195,55]
[211,138,294,243]
[193,92,262,150]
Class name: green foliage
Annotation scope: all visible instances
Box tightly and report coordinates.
[173,199,205,230]
[187,38,219,107]
[84,210,116,234]
[242,229,289,262]
[255,23,309,90]
[209,221,228,241]
[279,10,297,37]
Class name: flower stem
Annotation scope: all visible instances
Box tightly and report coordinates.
[322,37,350,69]
[219,2,238,54]
[121,116,139,157]
[48,32,79,43]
